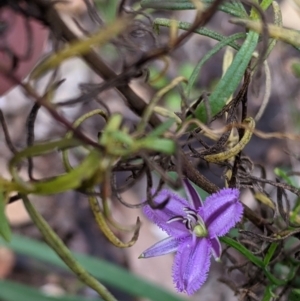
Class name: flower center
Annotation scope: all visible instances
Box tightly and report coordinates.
[193,223,208,237]
[167,207,208,237]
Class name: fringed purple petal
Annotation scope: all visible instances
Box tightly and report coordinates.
[210,237,222,261]
[139,236,184,258]
[143,189,189,236]
[183,179,203,209]
[199,188,243,237]
[173,236,211,295]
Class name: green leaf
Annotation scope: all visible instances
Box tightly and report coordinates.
[139,137,176,154]
[274,167,296,187]
[141,0,248,17]
[0,192,11,242]
[230,0,248,17]
[193,30,259,123]
[221,236,287,285]
[0,280,99,301]
[147,118,175,137]
[263,243,278,266]
[191,0,273,122]
[221,236,264,268]
[8,138,103,195]
[153,18,242,50]
[186,32,245,97]
[0,235,187,301]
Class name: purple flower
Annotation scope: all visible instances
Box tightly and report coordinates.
[140,179,243,295]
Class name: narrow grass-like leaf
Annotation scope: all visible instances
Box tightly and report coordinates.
[31,18,130,79]
[191,0,273,122]
[0,192,11,242]
[138,138,176,154]
[263,243,278,266]
[263,1,282,60]
[229,0,248,17]
[12,151,102,195]
[193,30,259,122]
[186,32,245,97]
[0,280,99,301]
[154,18,242,50]
[274,168,295,187]
[0,235,187,301]
[221,236,287,285]
[147,118,175,137]
[221,236,264,268]
[254,0,274,13]
[22,195,117,301]
[141,0,248,17]
[8,139,102,194]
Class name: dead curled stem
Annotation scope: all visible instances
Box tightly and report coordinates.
[181,118,300,142]
[34,0,220,190]
[62,110,140,245]
[240,228,300,242]
[88,193,141,247]
[3,79,105,152]
[0,109,17,154]
[21,194,118,301]
[240,172,300,197]
[31,0,271,230]
[31,0,222,123]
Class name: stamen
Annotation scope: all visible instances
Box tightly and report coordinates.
[197,214,205,225]
[183,219,191,230]
[183,207,197,215]
[187,219,192,229]
[167,215,184,224]
[183,220,187,226]
[186,212,198,221]
[167,206,202,232]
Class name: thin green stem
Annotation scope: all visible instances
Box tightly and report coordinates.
[22,195,118,301]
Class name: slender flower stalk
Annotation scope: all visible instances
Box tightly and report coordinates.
[140,179,243,295]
